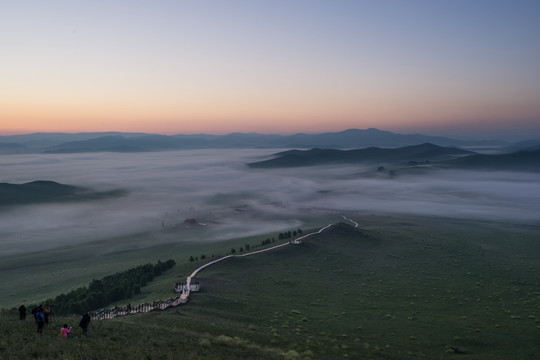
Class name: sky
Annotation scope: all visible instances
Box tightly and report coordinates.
[1,0,540,139]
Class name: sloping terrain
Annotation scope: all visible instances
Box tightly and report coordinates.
[2,216,539,359]
[247,143,473,168]
[247,144,540,172]
[0,180,126,206]
[444,149,540,172]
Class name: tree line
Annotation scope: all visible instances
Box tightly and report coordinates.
[42,259,176,315]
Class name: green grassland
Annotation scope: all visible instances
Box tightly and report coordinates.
[0,209,332,309]
[1,215,540,359]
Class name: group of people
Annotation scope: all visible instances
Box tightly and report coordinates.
[18,303,91,337]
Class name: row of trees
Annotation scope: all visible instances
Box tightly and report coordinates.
[278,229,302,240]
[44,259,176,315]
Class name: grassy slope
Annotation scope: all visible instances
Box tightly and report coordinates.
[0,218,327,308]
[2,215,540,359]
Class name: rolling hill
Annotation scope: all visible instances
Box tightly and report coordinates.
[443,149,540,172]
[247,144,540,172]
[0,180,127,206]
[247,143,474,168]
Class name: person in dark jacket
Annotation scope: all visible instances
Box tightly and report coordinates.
[18,303,26,320]
[79,313,91,336]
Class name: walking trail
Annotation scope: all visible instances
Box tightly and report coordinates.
[95,217,358,319]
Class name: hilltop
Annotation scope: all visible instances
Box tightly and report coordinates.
[0,180,126,206]
[444,149,540,172]
[247,144,540,172]
[247,143,473,168]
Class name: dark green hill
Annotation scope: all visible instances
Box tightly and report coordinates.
[247,143,473,168]
[444,149,540,172]
[0,180,126,206]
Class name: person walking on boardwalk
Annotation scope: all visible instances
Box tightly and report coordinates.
[79,313,91,336]
[18,303,26,320]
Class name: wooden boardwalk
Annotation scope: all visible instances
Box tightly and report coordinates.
[93,219,356,319]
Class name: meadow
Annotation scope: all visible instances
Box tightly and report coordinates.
[1,214,539,359]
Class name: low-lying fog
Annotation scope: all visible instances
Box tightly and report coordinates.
[1,149,539,257]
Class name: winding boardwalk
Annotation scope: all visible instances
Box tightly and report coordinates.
[342,215,359,228]
[95,219,357,319]
[185,222,335,291]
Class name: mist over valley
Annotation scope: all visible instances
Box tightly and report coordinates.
[1,146,539,261]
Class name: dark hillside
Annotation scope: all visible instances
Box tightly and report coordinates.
[0,180,126,206]
[0,181,82,205]
[247,143,473,168]
[445,149,540,172]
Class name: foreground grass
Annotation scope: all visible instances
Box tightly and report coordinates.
[2,215,540,359]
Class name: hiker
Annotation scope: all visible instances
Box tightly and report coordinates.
[18,303,26,320]
[43,305,51,324]
[79,313,91,336]
[59,324,71,338]
[34,307,45,334]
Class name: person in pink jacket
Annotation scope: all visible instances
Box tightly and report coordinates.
[59,324,71,338]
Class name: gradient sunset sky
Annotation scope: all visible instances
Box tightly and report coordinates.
[1,0,539,139]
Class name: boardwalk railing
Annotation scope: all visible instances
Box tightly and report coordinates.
[93,294,189,320]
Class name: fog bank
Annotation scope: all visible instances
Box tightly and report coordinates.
[1,149,539,257]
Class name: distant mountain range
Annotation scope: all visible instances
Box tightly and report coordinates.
[247,143,540,173]
[0,181,127,206]
[2,128,535,154]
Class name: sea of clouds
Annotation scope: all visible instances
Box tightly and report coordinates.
[1,149,539,257]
